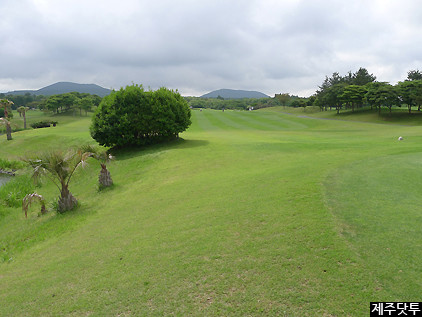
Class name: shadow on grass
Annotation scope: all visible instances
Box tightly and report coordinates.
[110,138,209,161]
[97,182,116,193]
[327,107,422,125]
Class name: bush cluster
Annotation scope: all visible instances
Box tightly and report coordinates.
[90,85,191,147]
[30,121,58,129]
[0,158,26,171]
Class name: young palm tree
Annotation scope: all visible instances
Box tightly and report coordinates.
[23,148,92,212]
[0,117,12,140]
[17,106,29,129]
[22,193,46,218]
[0,99,14,140]
[80,145,114,187]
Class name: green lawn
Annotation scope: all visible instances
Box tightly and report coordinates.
[0,108,421,316]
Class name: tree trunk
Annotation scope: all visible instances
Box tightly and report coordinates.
[6,122,12,140]
[40,202,47,215]
[58,184,78,212]
[23,112,27,129]
[99,164,113,187]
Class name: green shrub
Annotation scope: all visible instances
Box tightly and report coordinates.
[0,158,26,171]
[90,85,191,147]
[30,121,58,129]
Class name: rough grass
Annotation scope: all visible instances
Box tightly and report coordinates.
[0,108,421,316]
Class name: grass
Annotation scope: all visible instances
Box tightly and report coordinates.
[0,174,35,208]
[0,108,422,315]
[269,105,422,125]
[0,109,94,140]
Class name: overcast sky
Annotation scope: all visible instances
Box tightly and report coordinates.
[1,0,421,97]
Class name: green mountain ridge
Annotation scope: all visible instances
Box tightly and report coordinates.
[200,89,269,99]
[5,82,111,97]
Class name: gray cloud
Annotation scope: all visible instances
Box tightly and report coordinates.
[1,0,421,97]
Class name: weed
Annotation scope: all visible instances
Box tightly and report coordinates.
[0,158,26,170]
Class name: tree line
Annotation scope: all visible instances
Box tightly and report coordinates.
[40,92,102,115]
[275,68,422,115]
[0,92,102,116]
[0,93,45,109]
[184,96,279,110]
[314,68,422,114]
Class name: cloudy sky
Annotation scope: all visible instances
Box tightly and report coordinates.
[1,0,421,97]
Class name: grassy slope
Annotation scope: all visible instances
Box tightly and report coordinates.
[0,109,421,316]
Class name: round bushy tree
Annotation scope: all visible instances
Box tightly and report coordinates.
[90,85,191,147]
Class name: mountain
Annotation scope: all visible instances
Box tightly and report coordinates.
[200,89,269,99]
[6,82,111,97]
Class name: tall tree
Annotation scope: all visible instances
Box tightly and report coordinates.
[406,69,422,81]
[77,97,93,116]
[396,80,420,113]
[45,95,61,113]
[409,80,422,110]
[365,82,398,114]
[341,85,367,112]
[352,67,376,85]
[17,106,29,129]
[324,83,348,114]
[0,99,14,140]
[275,93,290,107]
[44,93,77,113]
[328,72,344,86]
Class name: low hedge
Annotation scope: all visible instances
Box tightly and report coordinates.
[30,121,58,129]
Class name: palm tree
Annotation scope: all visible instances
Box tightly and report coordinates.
[80,145,114,188]
[17,106,29,129]
[22,193,46,218]
[0,117,12,140]
[23,148,92,212]
[0,99,14,140]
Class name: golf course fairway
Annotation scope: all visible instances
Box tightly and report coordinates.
[1,108,421,316]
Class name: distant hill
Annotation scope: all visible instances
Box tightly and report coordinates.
[200,89,269,99]
[6,82,111,97]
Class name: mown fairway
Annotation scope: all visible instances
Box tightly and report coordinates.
[1,109,422,316]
